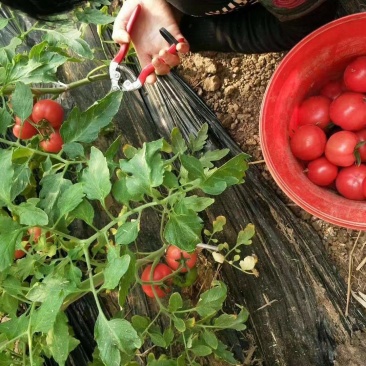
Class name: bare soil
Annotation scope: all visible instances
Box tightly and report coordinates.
[178,51,366,365]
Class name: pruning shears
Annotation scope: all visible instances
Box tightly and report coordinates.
[109,4,181,92]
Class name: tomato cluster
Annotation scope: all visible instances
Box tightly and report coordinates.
[141,246,198,298]
[14,227,42,259]
[290,56,366,201]
[13,99,64,153]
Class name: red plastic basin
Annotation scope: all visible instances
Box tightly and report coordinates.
[260,13,366,230]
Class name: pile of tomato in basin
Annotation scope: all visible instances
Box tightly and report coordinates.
[290,56,366,200]
[260,13,366,230]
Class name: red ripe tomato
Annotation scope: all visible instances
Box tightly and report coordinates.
[31,99,64,129]
[306,157,338,186]
[355,128,366,162]
[14,242,30,259]
[297,95,331,129]
[335,164,366,200]
[28,227,42,243]
[290,125,327,161]
[320,79,343,100]
[343,56,366,93]
[165,245,198,273]
[325,130,358,167]
[12,116,38,140]
[39,131,63,153]
[329,92,366,131]
[362,179,366,198]
[141,263,173,298]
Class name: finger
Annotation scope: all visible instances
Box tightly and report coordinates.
[158,48,181,68]
[112,1,140,44]
[152,56,172,76]
[176,41,190,54]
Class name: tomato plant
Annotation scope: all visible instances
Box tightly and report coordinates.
[325,130,358,167]
[343,56,366,93]
[0,7,257,366]
[297,95,331,129]
[141,263,173,298]
[39,131,63,153]
[306,156,338,186]
[165,245,198,273]
[335,164,366,200]
[329,91,366,131]
[31,99,64,129]
[290,125,327,161]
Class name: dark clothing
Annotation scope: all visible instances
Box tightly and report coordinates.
[167,0,338,53]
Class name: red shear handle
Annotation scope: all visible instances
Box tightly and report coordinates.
[137,38,185,84]
[113,4,142,64]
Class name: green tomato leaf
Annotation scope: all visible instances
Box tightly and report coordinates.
[61,91,123,144]
[196,281,227,318]
[27,275,77,333]
[0,217,22,271]
[102,254,131,290]
[200,149,230,168]
[170,127,187,154]
[180,154,205,180]
[168,292,183,312]
[11,82,33,121]
[69,199,95,226]
[0,107,12,136]
[118,250,136,308]
[14,200,49,226]
[188,123,208,153]
[163,327,175,347]
[0,37,22,67]
[82,147,111,203]
[181,196,214,212]
[42,27,94,59]
[95,315,141,366]
[131,315,150,334]
[57,182,85,220]
[0,17,9,31]
[213,308,249,331]
[11,162,32,200]
[75,8,115,25]
[173,318,186,332]
[0,291,19,317]
[190,345,212,357]
[164,211,202,252]
[120,139,164,198]
[200,154,248,195]
[6,45,67,84]
[0,313,28,339]
[213,340,239,365]
[162,171,179,189]
[46,312,80,366]
[62,142,85,159]
[149,331,166,348]
[0,149,14,204]
[202,330,218,350]
[115,220,139,245]
[39,173,73,225]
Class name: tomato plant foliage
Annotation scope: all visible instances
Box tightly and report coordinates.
[0,4,257,366]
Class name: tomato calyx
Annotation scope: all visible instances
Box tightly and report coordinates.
[173,266,198,288]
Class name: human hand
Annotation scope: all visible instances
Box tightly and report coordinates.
[112,0,190,84]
